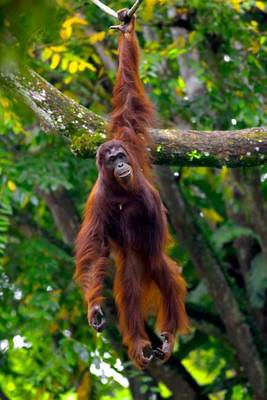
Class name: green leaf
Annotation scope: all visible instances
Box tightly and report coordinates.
[211,222,255,250]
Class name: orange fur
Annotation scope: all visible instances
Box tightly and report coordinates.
[75,15,189,369]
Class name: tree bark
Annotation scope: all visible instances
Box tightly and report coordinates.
[148,362,204,400]
[234,169,267,263]
[0,66,267,167]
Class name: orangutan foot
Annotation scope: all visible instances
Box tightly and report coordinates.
[88,304,106,332]
[129,339,154,369]
[154,332,174,363]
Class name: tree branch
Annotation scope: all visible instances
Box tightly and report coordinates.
[127,0,144,17]
[90,0,118,19]
[236,169,267,262]
[0,65,267,167]
[90,0,144,19]
[36,186,80,247]
[12,213,71,254]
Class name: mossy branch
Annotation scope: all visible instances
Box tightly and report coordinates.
[0,65,267,167]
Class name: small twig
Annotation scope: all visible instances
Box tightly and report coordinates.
[90,0,118,18]
[91,0,144,19]
[127,0,144,17]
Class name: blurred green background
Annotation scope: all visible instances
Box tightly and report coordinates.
[0,1,267,399]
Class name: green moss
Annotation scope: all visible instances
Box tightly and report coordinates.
[186,150,203,161]
[245,130,266,140]
[70,129,105,158]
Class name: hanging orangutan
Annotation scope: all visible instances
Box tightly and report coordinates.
[75,9,189,369]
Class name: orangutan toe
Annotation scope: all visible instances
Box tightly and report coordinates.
[88,305,106,332]
[129,340,154,369]
[153,332,174,363]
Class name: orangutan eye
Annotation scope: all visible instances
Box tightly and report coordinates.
[117,152,125,160]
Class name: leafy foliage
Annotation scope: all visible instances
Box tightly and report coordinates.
[1,0,267,399]
[211,222,255,250]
